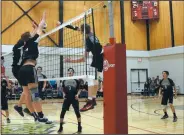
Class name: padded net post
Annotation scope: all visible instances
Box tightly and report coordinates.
[103,1,128,134]
[103,44,128,134]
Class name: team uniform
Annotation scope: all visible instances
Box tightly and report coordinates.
[160,78,175,105]
[66,25,103,74]
[12,34,51,123]
[62,79,80,111]
[18,34,39,86]
[86,33,103,73]
[58,79,82,132]
[12,34,39,82]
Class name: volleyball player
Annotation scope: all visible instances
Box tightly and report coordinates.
[57,22,103,112]
[1,56,11,123]
[12,11,51,123]
[58,68,82,133]
[159,71,177,122]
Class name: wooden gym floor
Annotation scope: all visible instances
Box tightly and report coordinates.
[1,95,184,134]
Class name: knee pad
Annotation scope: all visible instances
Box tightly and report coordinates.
[60,110,66,118]
[30,87,40,102]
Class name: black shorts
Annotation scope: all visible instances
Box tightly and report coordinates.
[1,97,8,110]
[62,99,79,111]
[161,92,173,105]
[91,53,103,72]
[18,65,38,86]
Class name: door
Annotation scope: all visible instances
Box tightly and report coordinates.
[131,69,148,93]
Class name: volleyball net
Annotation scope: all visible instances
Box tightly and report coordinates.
[3,8,97,83]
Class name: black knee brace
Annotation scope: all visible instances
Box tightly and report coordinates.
[74,109,81,118]
[60,110,66,118]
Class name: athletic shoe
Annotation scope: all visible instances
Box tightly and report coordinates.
[38,117,49,123]
[93,98,97,106]
[42,116,48,122]
[58,127,63,133]
[161,115,169,119]
[78,126,82,133]
[7,118,10,123]
[173,116,177,122]
[80,100,94,112]
[23,108,32,116]
[14,105,24,117]
[45,120,53,124]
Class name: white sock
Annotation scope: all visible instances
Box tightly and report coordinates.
[88,97,93,100]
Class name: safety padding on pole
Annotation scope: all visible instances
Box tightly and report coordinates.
[103,43,128,134]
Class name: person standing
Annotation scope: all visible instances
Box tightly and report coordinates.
[159,71,177,122]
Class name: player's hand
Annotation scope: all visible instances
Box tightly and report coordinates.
[32,21,37,29]
[75,95,79,100]
[56,21,61,27]
[64,57,71,63]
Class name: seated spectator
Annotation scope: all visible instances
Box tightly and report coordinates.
[144,78,151,96]
[149,77,156,96]
[79,81,88,98]
[154,75,160,95]
[14,81,19,94]
[49,76,57,89]
[57,80,63,98]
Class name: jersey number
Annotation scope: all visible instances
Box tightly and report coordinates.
[68,86,72,91]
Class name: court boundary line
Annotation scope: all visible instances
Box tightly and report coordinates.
[54,103,159,134]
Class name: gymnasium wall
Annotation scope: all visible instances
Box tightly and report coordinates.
[123,1,184,50]
[126,57,150,93]
[2,1,183,50]
[150,1,184,50]
[124,1,147,50]
[1,1,59,46]
[172,1,184,46]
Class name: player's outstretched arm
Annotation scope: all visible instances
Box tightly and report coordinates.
[64,52,88,63]
[30,21,38,37]
[56,21,80,31]
[37,11,47,35]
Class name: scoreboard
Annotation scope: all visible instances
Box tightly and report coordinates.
[131,0,159,21]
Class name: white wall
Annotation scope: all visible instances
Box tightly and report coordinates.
[126,57,150,93]
[149,53,184,94]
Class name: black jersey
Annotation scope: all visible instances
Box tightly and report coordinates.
[21,34,39,65]
[62,79,80,99]
[12,39,25,66]
[1,79,8,97]
[12,34,39,67]
[86,33,102,56]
